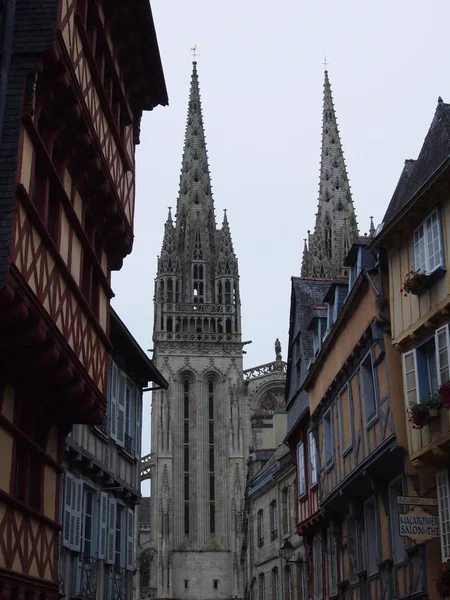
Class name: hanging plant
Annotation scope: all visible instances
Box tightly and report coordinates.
[400,269,424,296]
[408,401,430,429]
[439,382,450,409]
[436,561,450,598]
[422,394,442,417]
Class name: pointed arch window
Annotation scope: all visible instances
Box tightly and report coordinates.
[192,264,204,303]
[208,379,216,534]
[225,280,231,304]
[183,379,190,536]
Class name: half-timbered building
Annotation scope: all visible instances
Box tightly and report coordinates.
[0,1,167,597]
[59,309,167,599]
[284,277,331,599]
[303,238,428,599]
[370,97,450,599]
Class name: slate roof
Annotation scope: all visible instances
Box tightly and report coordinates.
[248,443,290,496]
[286,277,331,436]
[380,99,450,232]
[0,0,60,289]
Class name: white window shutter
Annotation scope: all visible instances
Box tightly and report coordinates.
[106,497,117,565]
[116,371,126,447]
[110,362,118,441]
[402,351,419,406]
[126,508,134,570]
[436,325,450,385]
[135,390,141,459]
[437,470,450,561]
[73,478,83,552]
[62,472,73,549]
[98,492,108,559]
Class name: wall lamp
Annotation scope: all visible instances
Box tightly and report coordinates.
[279,539,303,568]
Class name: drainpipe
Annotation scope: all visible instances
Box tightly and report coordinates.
[0,0,17,148]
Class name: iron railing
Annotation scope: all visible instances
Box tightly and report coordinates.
[77,553,99,599]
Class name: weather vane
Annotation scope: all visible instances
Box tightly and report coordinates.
[190,44,198,60]
[322,55,329,69]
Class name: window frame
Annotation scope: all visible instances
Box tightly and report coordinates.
[327,528,338,596]
[413,208,444,275]
[361,349,379,426]
[297,441,306,498]
[364,497,379,576]
[257,509,264,547]
[270,500,278,541]
[323,410,333,470]
[308,430,318,487]
[437,470,450,561]
[313,533,323,600]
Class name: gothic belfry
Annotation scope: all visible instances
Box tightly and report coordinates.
[150,62,247,600]
[301,70,358,277]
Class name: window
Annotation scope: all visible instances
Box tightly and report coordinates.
[364,498,378,575]
[347,517,360,582]
[183,379,190,536]
[389,478,406,564]
[282,488,289,535]
[82,488,95,557]
[213,580,219,589]
[308,431,317,486]
[327,287,338,330]
[413,209,443,274]
[272,568,280,600]
[348,248,362,291]
[313,534,323,600]
[402,325,450,407]
[437,470,450,561]
[327,529,338,595]
[257,509,264,547]
[297,442,306,497]
[361,352,377,423]
[184,580,189,589]
[323,411,333,467]
[284,566,292,600]
[258,574,265,600]
[208,379,215,535]
[270,500,278,540]
[108,361,139,452]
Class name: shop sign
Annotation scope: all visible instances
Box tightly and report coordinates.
[398,508,439,544]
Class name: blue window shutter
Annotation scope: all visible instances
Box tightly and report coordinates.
[98,492,108,559]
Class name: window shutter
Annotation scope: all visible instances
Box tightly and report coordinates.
[110,361,118,441]
[116,371,126,447]
[135,390,141,459]
[126,508,134,570]
[436,325,450,385]
[73,478,83,552]
[402,351,419,406]
[63,472,73,549]
[98,492,108,560]
[106,497,117,565]
[437,471,450,561]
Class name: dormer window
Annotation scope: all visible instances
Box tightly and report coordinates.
[327,287,339,330]
[313,318,327,356]
[348,248,362,292]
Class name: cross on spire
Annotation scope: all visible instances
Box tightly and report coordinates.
[322,56,329,70]
[190,44,198,60]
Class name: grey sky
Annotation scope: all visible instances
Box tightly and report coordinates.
[111,0,450,468]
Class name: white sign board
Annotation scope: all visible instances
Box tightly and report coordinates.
[398,508,440,544]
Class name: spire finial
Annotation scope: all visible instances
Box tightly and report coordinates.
[322,56,330,71]
[190,44,198,61]
[369,216,375,237]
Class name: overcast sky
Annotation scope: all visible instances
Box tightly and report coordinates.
[111,0,450,470]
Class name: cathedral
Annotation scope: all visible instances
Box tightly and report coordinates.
[147,63,358,600]
[150,61,248,600]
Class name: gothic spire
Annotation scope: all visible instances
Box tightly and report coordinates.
[175,61,216,260]
[216,209,238,277]
[158,207,178,274]
[301,70,358,278]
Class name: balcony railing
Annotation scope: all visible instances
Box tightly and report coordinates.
[154,331,241,343]
[409,407,450,462]
[110,566,131,600]
[77,553,99,599]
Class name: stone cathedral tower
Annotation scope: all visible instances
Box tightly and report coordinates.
[302,70,358,277]
[150,62,247,600]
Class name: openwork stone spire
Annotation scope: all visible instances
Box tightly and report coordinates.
[302,70,358,278]
[175,61,216,263]
[216,210,238,277]
[158,207,179,274]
